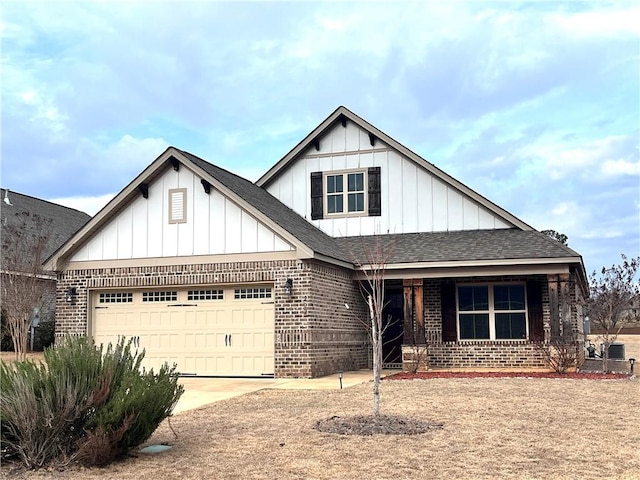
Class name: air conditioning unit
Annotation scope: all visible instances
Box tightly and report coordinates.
[601,343,625,360]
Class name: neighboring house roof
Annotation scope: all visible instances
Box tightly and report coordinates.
[256,106,532,231]
[1,189,91,269]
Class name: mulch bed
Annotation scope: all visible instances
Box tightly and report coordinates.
[315,414,444,436]
[385,371,632,380]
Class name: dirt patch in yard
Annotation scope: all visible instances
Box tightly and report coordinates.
[315,414,443,436]
[2,376,638,480]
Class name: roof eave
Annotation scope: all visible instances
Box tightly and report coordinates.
[353,257,585,280]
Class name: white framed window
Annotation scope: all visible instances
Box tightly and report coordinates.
[234,287,272,300]
[324,170,366,216]
[457,284,528,340]
[169,188,187,224]
[188,289,224,301]
[142,291,178,302]
[99,292,133,303]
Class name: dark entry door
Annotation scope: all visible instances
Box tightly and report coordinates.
[382,284,404,366]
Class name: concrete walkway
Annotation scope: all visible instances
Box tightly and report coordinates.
[174,369,395,414]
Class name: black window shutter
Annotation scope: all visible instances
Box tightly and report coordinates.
[310,171,323,220]
[441,281,457,342]
[527,280,544,341]
[367,167,381,217]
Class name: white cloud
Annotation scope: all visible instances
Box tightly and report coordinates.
[104,135,168,169]
[549,5,640,39]
[522,134,635,181]
[601,159,640,177]
[21,88,69,135]
[47,194,114,216]
[581,229,624,240]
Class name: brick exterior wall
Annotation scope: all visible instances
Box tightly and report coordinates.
[305,262,369,377]
[55,259,369,379]
[54,260,586,376]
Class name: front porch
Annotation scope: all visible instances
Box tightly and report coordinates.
[381,273,585,371]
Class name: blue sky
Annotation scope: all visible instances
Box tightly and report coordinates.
[1,0,638,274]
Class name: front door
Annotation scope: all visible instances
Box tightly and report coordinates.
[382,282,404,367]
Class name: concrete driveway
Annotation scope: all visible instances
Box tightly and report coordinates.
[174,369,390,414]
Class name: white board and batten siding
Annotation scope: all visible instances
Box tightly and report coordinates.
[266,121,512,237]
[71,166,294,262]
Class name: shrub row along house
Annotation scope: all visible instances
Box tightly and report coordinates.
[45,107,588,378]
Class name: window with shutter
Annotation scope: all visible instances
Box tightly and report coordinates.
[310,168,382,219]
[368,167,381,216]
[526,281,544,341]
[310,172,324,220]
[456,283,528,340]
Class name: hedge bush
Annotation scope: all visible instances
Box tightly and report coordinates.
[0,336,184,469]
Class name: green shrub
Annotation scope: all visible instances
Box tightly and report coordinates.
[32,320,55,351]
[0,309,14,351]
[0,353,108,468]
[0,336,184,469]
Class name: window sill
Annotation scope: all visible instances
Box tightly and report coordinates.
[455,339,532,344]
[323,211,368,219]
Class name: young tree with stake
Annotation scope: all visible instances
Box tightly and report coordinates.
[353,237,394,417]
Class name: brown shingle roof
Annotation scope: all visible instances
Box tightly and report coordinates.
[335,229,582,265]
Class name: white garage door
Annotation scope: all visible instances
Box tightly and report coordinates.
[91,286,274,377]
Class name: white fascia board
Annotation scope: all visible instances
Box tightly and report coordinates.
[353,263,572,281]
[353,256,582,277]
[310,252,355,270]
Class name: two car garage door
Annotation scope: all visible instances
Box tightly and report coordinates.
[91,285,275,377]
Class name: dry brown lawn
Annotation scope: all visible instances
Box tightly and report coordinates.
[2,376,638,480]
[0,352,45,363]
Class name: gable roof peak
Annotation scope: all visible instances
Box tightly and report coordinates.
[255,107,532,231]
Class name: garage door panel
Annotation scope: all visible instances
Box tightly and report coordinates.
[92,286,274,377]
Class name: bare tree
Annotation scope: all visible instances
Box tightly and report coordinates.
[587,255,640,372]
[352,237,395,417]
[1,212,53,360]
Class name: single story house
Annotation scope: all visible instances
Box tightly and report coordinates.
[45,107,588,378]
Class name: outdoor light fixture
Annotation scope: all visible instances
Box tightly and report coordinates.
[630,358,636,375]
[65,287,77,303]
[284,278,293,295]
[338,370,344,389]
